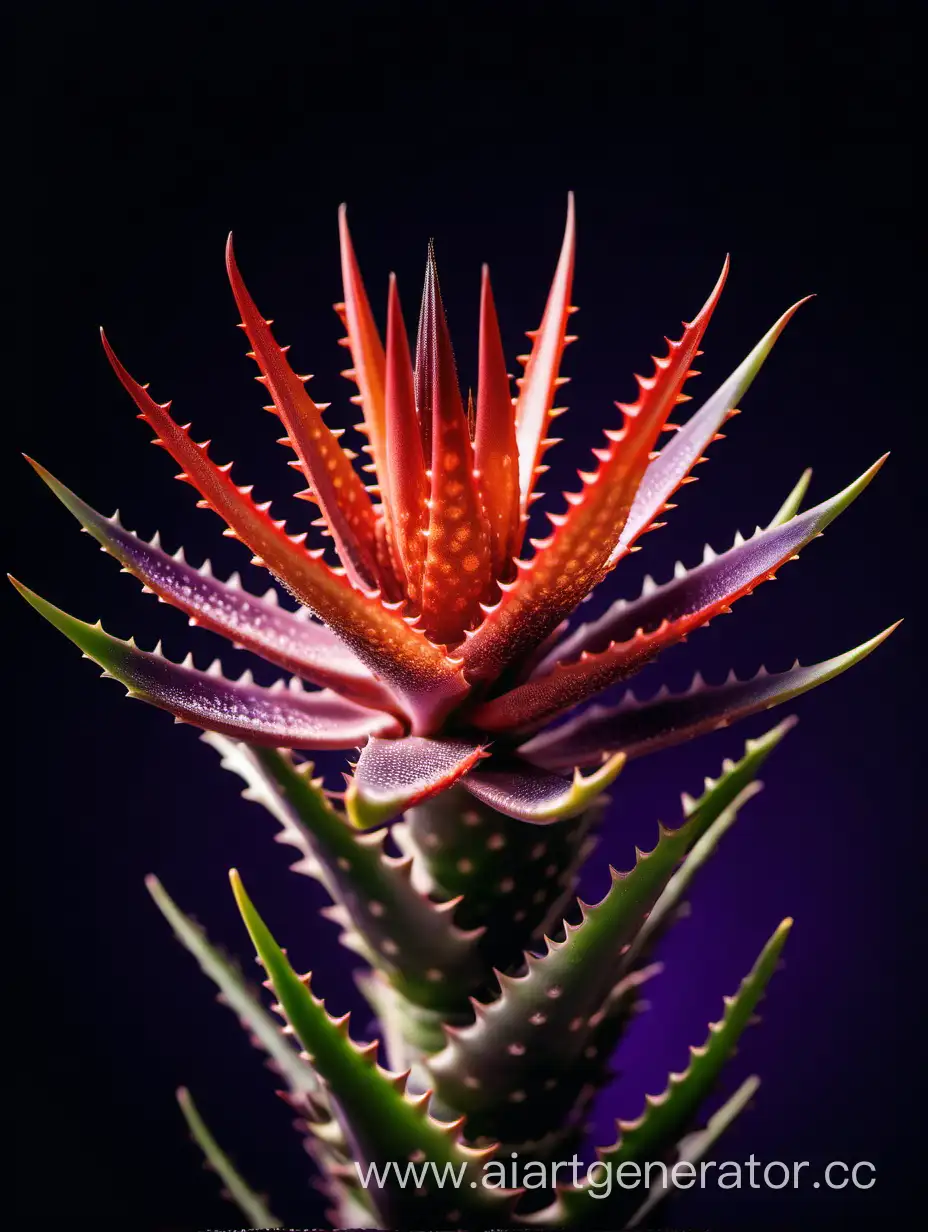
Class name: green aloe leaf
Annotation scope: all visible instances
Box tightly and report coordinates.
[554,918,791,1226]
[205,734,485,1012]
[230,869,514,1229]
[147,875,324,1110]
[427,722,792,1145]
[176,1086,282,1229]
[626,1074,760,1227]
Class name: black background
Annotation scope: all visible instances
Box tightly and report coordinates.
[14,2,917,1229]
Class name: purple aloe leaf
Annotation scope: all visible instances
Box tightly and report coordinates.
[527,456,884,681]
[27,457,396,713]
[519,623,900,770]
[613,297,811,561]
[12,579,402,747]
[460,753,625,824]
[345,735,487,830]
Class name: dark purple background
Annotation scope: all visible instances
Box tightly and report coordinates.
[14,3,916,1229]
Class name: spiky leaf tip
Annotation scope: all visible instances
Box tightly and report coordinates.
[521,622,901,770]
[551,918,792,1226]
[229,870,514,1228]
[10,578,401,748]
[147,875,325,1110]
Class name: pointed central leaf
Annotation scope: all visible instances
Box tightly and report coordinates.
[415,246,493,646]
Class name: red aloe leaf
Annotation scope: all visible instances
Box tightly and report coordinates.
[519,623,901,770]
[337,206,389,506]
[514,193,577,511]
[498,456,887,727]
[11,579,403,747]
[345,736,486,830]
[384,275,428,605]
[416,245,494,646]
[100,332,468,731]
[26,458,395,713]
[462,262,728,685]
[461,752,624,824]
[475,265,520,579]
[614,297,811,561]
[226,236,381,591]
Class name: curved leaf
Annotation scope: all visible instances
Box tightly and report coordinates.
[461,753,625,824]
[462,261,727,686]
[209,740,485,1009]
[768,467,812,528]
[337,205,389,508]
[515,193,576,510]
[554,919,791,1226]
[226,235,381,590]
[101,331,468,731]
[614,297,810,560]
[346,735,486,830]
[147,875,325,1107]
[176,1087,282,1229]
[520,624,900,770]
[230,871,512,1229]
[428,733,782,1144]
[27,458,394,712]
[12,579,401,748]
[517,456,884,704]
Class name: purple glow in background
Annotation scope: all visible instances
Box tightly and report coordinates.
[14,6,915,1230]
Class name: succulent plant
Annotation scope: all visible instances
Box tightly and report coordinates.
[13,195,897,1229]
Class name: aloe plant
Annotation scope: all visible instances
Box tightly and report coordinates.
[13,196,897,1229]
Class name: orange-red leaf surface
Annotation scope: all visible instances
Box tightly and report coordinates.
[471,456,883,731]
[226,235,381,591]
[475,265,520,580]
[514,193,576,510]
[462,260,729,685]
[337,206,389,505]
[416,246,493,646]
[101,332,468,732]
[384,275,428,605]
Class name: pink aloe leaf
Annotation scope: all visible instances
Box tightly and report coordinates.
[383,274,429,605]
[26,458,396,713]
[415,245,494,646]
[226,235,381,591]
[514,193,577,511]
[493,457,887,729]
[11,579,403,747]
[475,265,520,578]
[613,297,811,561]
[345,735,487,830]
[462,262,728,686]
[101,332,469,732]
[519,623,900,770]
[460,752,625,824]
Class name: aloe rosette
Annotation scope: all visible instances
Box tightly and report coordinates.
[13,195,897,1229]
